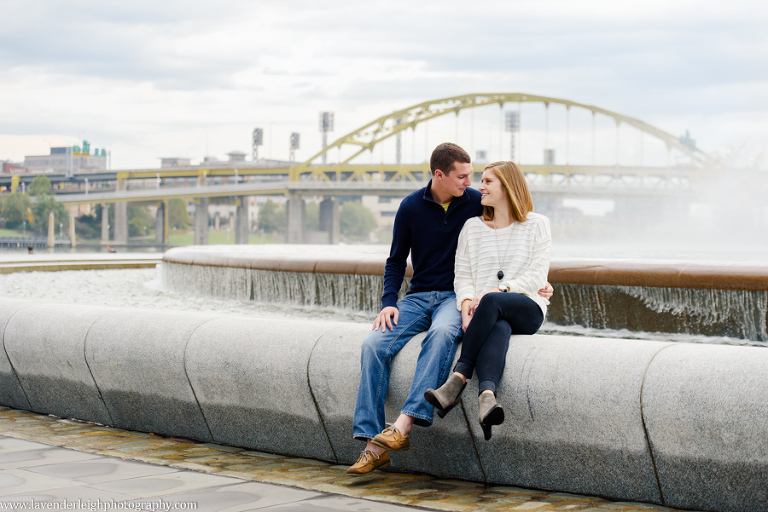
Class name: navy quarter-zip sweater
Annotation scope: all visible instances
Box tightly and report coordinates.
[381,180,483,309]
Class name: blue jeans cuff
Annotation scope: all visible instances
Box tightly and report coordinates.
[401,410,433,427]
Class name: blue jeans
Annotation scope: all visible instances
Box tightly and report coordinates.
[353,291,462,440]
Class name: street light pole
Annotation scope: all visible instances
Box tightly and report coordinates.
[319,112,334,165]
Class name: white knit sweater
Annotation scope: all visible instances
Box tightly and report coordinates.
[454,213,551,315]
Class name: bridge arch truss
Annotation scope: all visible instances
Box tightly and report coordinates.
[291,93,711,184]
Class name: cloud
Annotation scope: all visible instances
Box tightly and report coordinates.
[0,0,765,168]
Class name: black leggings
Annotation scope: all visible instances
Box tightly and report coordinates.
[454,292,543,395]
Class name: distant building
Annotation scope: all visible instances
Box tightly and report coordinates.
[160,157,192,168]
[2,162,28,174]
[227,151,247,163]
[24,141,107,174]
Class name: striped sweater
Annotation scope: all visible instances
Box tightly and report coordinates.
[454,212,551,315]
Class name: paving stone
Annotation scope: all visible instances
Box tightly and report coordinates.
[0,407,701,512]
[0,469,88,497]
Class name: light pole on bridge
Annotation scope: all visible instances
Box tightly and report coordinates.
[505,111,519,162]
[319,112,334,165]
[252,128,263,162]
[290,132,300,162]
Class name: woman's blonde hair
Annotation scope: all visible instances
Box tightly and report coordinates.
[481,161,533,223]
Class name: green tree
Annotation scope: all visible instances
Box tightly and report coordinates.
[167,199,190,230]
[305,201,319,231]
[340,201,376,241]
[75,210,101,240]
[28,176,53,197]
[93,204,113,238]
[257,199,286,233]
[31,195,68,234]
[27,175,68,234]
[0,192,32,229]
[128,204,154,238]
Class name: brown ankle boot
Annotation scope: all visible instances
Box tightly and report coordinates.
[478,393,504,440]
[424,373,466,418]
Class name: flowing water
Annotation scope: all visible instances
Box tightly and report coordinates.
[551,283,767,344]
[1,264,763,347]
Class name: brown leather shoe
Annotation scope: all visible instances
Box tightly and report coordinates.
[371,425,410,452]
[346,449,390,475]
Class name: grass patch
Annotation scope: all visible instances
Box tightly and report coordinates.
[0,229,26,238]
[168,230,281,245]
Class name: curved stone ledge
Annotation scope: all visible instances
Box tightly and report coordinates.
[4,302,113,425]
[0,298,32,410]
[1,298,766,512]
[548,259,768,292]
[163,247,768,291]
[164,246,395,277]
[0,254,162,275]
[161,248,768,341]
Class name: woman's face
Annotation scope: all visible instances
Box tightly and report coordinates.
[479,170,507,209]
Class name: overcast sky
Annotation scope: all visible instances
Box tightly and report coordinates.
[0,0,765,169]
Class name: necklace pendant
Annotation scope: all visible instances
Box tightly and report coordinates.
[497,270,504,280]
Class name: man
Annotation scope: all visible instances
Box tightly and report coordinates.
[348,142,553,475]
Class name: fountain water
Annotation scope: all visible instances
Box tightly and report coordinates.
[161,246,768,343]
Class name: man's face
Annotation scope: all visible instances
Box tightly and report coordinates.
[435,162,472,199]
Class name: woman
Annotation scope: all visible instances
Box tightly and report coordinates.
[425,161,551,440]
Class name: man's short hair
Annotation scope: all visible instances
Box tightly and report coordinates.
[430,142,471,175]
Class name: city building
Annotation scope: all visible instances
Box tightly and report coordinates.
[23,141,107,174]
[160,157,192,168]
[2,162,28,174]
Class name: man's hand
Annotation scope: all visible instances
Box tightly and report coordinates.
[538,282,554,300]
[372,306,399,332]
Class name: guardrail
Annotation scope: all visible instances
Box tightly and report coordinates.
[0,236,71,248]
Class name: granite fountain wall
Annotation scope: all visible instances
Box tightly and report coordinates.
[161,246,768,342]
[2,247,768,511]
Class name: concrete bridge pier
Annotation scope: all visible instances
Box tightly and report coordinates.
[113,179,129,245]
[47,212,55,248]
[113,202,128,245]
[319,197,340,244]
[235,197,249,245]
[101,204,109,244]
[194,198,209,245]
[155,200,168,245]
[286,196,305,244]
[69,214,76,248]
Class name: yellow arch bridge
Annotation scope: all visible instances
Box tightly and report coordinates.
[42,93,713,245]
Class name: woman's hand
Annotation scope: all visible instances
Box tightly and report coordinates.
[462,289,502,331]
[467,295,481,316]
[461,308,472,332]
[468,290,494,315]
[461,298,475,332]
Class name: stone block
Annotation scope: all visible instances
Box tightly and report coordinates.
[305,322,369,464]
[643,343,768,512]
[85,309,215,441]
[4,294,768,512]
[4,302,112,424]
[382,332,485,480]
[184,316,343,461]
[0,298,32,410]
[470,335,666,503]
[308,322,484,480]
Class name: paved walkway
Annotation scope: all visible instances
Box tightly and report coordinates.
[0,407,688,512]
